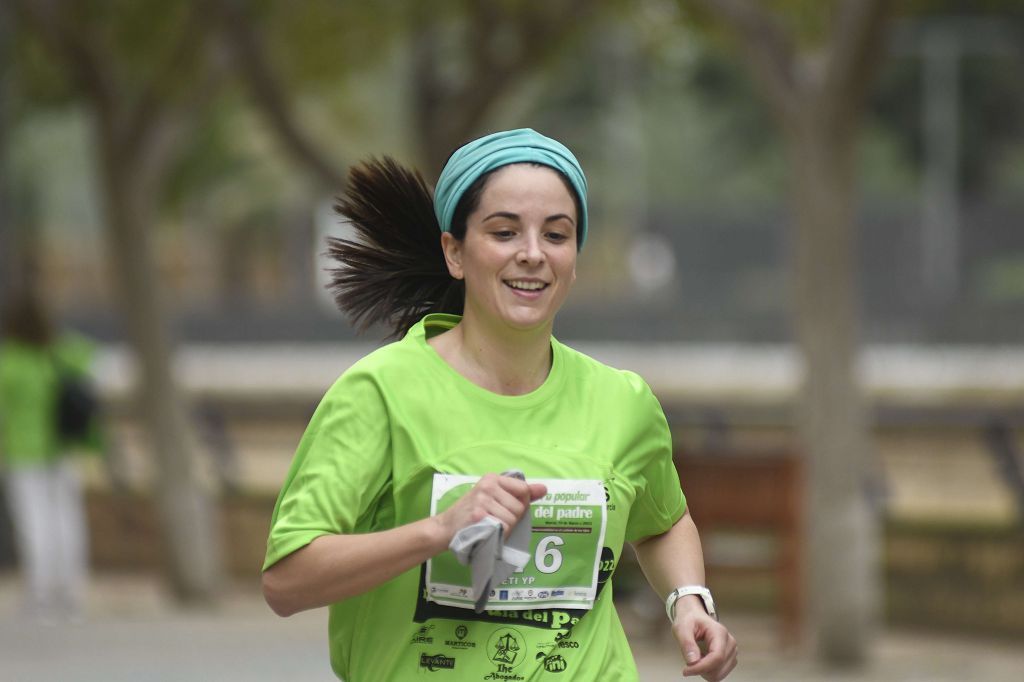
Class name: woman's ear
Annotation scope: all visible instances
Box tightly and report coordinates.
[441,232,464,280]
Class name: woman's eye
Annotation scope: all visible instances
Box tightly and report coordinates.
[546,232,569,243]
[493,230,515,239]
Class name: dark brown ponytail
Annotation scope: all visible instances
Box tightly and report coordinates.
[326,157,464,339]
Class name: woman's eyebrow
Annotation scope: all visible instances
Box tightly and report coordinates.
[482,211,575,225]
[482,211,520,222]
[545,213,575,225]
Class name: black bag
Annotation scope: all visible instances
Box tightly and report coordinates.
[53,360,99,443]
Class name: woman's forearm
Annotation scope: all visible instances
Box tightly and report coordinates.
[635,510,739,679]
[263,473,544,617]
[632,510,708,616]
[262,515,448,617]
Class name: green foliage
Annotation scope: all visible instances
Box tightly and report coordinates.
[162,94,248,213]
[69,0,200,99]
[868,30,1024,196]
[524,16,787,207]
[260,0,408,89]
[7,0,215,120]
[977,257,1024,304]
[764,0,838,48]
[687,51,775,155]
[679,0,840,51]
[906,0,1024,19]
[960,55,1024,195]
[674,0,1024,199]
[7,20,74,113]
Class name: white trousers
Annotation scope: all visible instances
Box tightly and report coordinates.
[4,459,89,617]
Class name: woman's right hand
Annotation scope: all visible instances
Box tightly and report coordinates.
[434,473,547,546]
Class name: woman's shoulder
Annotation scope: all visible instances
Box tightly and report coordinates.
[322,330,431,395]
[555,339,657,400]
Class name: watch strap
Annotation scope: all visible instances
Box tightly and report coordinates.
[665,585,718,623]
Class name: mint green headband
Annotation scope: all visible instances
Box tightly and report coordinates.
[433,128,589,250]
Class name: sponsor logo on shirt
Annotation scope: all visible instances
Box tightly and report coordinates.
[537,631,580,665]
[419,653,455,671]
[411,624,435,644]
[486,627,527,678]
[552,630,580,649]
[445,624,477,650]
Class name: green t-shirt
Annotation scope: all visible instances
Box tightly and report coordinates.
[0,333,99,467]
[265,314,685,681]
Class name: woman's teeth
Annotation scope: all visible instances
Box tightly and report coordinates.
[506,280,546,291]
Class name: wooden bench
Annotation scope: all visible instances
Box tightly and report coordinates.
[673,448,803,646]
[84,490,274,580]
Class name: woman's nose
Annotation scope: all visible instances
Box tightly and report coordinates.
[517,232,544,265]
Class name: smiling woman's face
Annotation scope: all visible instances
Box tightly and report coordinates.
[441,163,578,336]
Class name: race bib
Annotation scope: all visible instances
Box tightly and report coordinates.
[426,474,607,611]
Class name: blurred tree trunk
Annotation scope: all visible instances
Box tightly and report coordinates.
[11,0,223,602]
[95,115,223,602]
[693,0,890,665]
[0,6,17,296]
[410,0,599,176]
[786,108,877,664]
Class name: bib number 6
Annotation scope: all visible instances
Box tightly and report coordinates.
[534,536,564,574]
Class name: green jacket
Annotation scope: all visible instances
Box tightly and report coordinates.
[0,333,102,468]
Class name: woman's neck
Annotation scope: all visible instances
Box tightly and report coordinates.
[429,315,553,396]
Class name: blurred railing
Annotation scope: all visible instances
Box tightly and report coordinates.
[92,342,1024,407]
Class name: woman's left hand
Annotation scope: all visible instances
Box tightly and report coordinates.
[671,596,738,680]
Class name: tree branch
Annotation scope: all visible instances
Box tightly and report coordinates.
[136,54,232,206]
[411,0,601,172]
[689,0,803,127]
[8,0,119,123]
[212,0,345,191]
[820,0,891,138]
[125,2,212,159]
[450,0,599,152]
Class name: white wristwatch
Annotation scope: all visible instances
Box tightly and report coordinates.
[665,585,718,623]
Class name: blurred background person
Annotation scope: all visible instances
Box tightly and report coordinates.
[0,289,100,623]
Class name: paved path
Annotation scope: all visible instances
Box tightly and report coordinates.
[1,575,1022,681]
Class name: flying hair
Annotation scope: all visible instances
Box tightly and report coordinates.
[326,157,464,339]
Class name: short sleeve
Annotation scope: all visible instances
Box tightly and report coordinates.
[263,369,391,570]
[624,382,686,543]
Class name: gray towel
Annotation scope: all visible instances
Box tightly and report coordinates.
[448,469,533,612]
